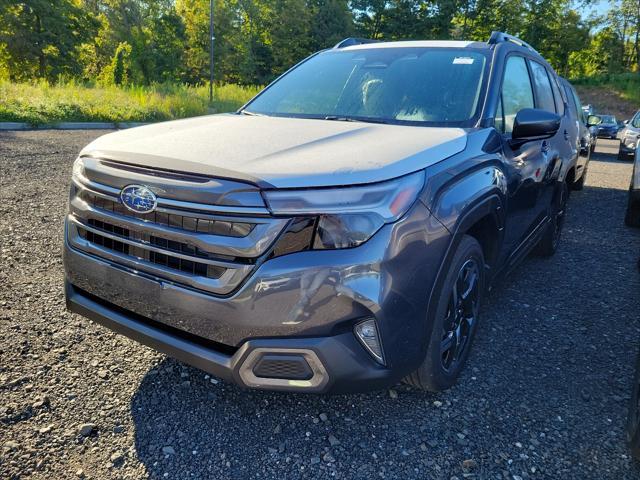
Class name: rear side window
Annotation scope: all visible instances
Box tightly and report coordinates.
[568,86,585,123]
[497,56,535,133]
[529,61,556,113]
[565,84,579,118]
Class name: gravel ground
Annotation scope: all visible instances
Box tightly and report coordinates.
[1,131,639,480]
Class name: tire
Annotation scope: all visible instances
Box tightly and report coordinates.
[625,190,640,228]
[404,235,484,391]
[626,352,640,460]
[572,166,588,191]
[536,181,569,257]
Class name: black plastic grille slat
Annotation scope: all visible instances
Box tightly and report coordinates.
[79,220,225,280]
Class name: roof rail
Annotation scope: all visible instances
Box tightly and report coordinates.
[333,37,379,49]
[488,31,537,54]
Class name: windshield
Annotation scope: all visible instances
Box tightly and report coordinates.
[599,115,617,124]
[243,47,488,126]
[632,111,640,128]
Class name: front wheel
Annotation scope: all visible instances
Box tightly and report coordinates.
[626,352,640,459]
[625,190,640,228]
[404,235,484,392]
[536,181,569,257]
[572,166,588,191]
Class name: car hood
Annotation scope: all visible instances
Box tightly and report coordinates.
[80,114,468,188]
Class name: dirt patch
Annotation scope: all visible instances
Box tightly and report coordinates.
[575,85,638,120]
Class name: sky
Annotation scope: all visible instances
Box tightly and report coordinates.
[582,0,611,18]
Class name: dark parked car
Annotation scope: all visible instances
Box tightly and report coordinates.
[64,32,579,393]
[590,114,620,139]
[626,146,640,227]
[620,110,640,160]
[560,77,592,189]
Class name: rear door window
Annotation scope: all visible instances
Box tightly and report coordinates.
[568,86,586,123]
[529,61,556,113]
[565,84,579,118]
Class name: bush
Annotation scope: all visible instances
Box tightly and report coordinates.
[0,81,261,125]
[570,73,640,104]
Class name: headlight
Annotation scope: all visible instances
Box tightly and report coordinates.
[264,171,425,249]
[72,157,85,181]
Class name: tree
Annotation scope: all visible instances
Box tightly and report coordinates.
[0,0,97,81]
[309,0,353,50]
[0,0,638,85]
[270,0,312,74]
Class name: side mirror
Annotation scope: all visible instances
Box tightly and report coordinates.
[511,108,561,147]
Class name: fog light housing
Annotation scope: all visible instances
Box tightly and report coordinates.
[354,319,385,365]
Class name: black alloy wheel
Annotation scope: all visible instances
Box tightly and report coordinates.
[440,259,480,372]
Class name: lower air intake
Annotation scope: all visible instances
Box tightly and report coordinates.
[252,354,313,380]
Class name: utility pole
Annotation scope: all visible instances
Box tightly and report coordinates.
[209,0,214,104]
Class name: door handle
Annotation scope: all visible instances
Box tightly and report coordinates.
[541,140,550,153]
[564,130,570,141]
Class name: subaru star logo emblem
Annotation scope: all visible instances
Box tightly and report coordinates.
[120,185,158,214]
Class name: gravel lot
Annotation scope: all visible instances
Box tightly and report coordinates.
[1,131,639,480]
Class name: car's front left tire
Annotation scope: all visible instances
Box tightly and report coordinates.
[625,190,640,228]
[536,180,569,257]
[405,235,484,392]
[572,166,588,191]
[626,352,640,459]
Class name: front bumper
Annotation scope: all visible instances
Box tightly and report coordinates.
[65,281,402,393]
[64,201,450,392]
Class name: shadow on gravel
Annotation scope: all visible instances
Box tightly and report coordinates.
[130,358,446,479]
[129,182,640,479]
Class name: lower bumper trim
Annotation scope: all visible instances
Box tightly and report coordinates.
[65,281,400,393]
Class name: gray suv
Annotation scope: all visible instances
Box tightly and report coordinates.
[64,32,578,393]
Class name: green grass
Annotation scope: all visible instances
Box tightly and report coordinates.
[0,81,261,125]
[570,73,640,105]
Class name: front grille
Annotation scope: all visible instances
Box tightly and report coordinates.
[67,165,289,295]
[80,191,255,238]
[77,220,225,279]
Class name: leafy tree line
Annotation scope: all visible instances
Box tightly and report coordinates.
[0,0,638,87]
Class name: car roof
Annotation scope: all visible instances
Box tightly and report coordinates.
[338,40,488,51]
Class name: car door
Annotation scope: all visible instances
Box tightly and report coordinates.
[565,82,590,174]
[496,55,553,263]
[527,60,567,220]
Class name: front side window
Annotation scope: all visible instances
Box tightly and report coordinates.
[529,61,556,113]
[549,75,565,115]
[244,48,488,126]
[498,56,534,133]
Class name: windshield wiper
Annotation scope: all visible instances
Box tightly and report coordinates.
[323,115,392,125]
[239,110,267,117]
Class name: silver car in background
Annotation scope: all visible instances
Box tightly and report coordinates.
[620,110,640,160]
